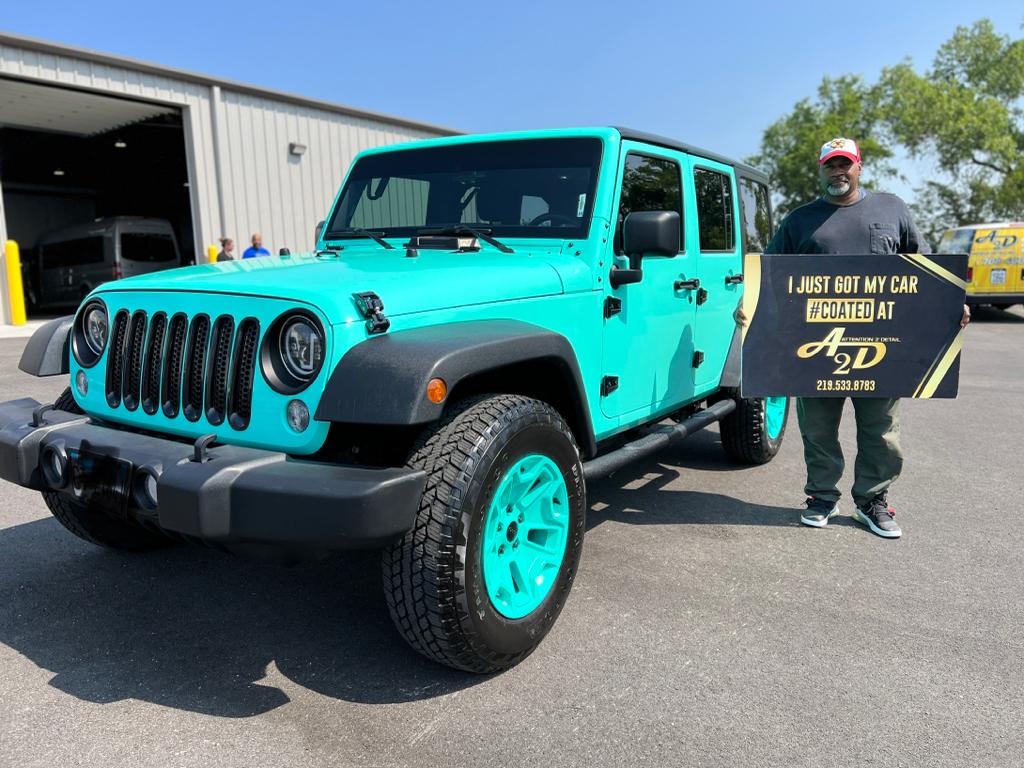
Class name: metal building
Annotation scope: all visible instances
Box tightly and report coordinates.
[0,32,456,322]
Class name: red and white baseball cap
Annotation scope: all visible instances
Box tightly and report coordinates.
[818,137,861,165]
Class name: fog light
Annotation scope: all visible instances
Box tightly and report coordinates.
[287,400,310,432]
[41,444,68,489]
[133,467,160,510]
[75,370,88,396]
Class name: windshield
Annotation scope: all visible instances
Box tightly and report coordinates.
[325,138,602,241]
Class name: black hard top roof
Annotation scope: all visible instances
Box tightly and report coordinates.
[613,127,769,184]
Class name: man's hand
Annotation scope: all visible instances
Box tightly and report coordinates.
[961,304,971,328]
[734,306,748,327]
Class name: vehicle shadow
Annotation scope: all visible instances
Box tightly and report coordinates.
[0,517,479,717]
[585,442,810,530]
[970,305,1024,323]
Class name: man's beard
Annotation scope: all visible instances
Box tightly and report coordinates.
[826,180,851,196]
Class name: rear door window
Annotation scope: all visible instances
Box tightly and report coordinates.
[694,168,736,252]
[121,233,177,262]
[41,237,105,269]
[739,178,773,252]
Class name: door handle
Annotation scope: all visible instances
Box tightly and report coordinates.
[725,274,744,285]
[674,278,700,291]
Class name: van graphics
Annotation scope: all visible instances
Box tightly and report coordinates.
[740,253,968,398]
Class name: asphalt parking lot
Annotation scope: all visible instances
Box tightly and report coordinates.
[1,307,1022,768]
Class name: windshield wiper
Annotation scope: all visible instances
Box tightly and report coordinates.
[419,225,514,254]
[323,227,395,250]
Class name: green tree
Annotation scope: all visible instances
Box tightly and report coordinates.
[749,75,895,219]
[751,19,1023,241]
[879,20,1024,239]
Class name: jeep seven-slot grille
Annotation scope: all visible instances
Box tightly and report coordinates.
[162,314,188,418]
[122,311,147,411]
[182,315,211,422]
[205,316,234,425]
[228,319,260,430]
[141,313,167,415]
[105,310,130,407]
[100,310,258,430]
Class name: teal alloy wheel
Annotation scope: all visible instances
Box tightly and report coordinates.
[765,396,787,440]
[481,454,570,619]
[383,394,586,673]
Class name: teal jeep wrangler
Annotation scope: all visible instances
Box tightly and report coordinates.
[0,127,788,672]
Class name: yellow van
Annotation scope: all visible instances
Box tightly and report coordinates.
[937,223,1024,309]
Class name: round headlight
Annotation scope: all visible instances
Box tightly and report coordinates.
[261,311,327,394]
[73,299,109,368]
[84,306,108,356]
[279,317,324,381]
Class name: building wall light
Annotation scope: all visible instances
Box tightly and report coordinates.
[288,142,307,156]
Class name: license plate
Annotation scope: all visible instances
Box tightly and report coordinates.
[991,269,1007,286]
[67,447,131,515]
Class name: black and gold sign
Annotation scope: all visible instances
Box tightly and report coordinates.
[741,253,968,398]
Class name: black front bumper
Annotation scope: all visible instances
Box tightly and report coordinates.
[0,398,426,551]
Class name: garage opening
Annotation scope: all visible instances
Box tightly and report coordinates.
[0,76,194,316]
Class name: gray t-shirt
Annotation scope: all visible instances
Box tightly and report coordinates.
[765,190,929,255]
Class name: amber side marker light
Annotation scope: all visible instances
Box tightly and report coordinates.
[427,378,448,404]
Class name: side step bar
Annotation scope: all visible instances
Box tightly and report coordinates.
[582,398,736,481]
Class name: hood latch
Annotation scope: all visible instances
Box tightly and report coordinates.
[352,291,390,334]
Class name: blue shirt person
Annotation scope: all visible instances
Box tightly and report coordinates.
[242,233,270,259]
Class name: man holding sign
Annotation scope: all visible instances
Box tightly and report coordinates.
[746,137,970,538]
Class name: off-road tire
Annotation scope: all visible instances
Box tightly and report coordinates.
[719,395,788,465]
[54,386,84,414]
[42,492,169,550]
[382,394,586,673]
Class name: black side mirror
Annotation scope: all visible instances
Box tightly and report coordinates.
[610,211,680,289]
[279,248,291,256]
[315,220,325,243]
[623,211,680,260]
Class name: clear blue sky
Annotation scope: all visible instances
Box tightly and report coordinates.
[3,0,1022,200]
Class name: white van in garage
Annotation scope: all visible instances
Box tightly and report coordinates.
[36,217,180,307]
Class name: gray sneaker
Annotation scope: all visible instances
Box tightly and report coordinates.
[800,497,839,528]
[854,497,902,538]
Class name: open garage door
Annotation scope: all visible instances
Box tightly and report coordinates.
[0,77,194,315]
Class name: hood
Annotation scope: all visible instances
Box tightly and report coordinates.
[95,248,567,324]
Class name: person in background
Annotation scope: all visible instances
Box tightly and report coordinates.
[242,233,270,259]
[216,237,236,261]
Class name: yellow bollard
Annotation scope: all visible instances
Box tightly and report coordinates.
[207,245,219,264]
[4,241,27,326]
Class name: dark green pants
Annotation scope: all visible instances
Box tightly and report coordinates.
[795,397,903,508]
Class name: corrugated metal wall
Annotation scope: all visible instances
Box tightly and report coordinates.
[0,36,447,278]
[216,91,435,254]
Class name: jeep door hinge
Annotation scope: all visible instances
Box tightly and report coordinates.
[601,376,619,396]
[604,296,622,319]
[352,291,390,334]
[692,351,705,368]
[696,287,708,306]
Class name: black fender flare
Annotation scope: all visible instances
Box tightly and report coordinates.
[18,315,73,377]
[314,319,597,457]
